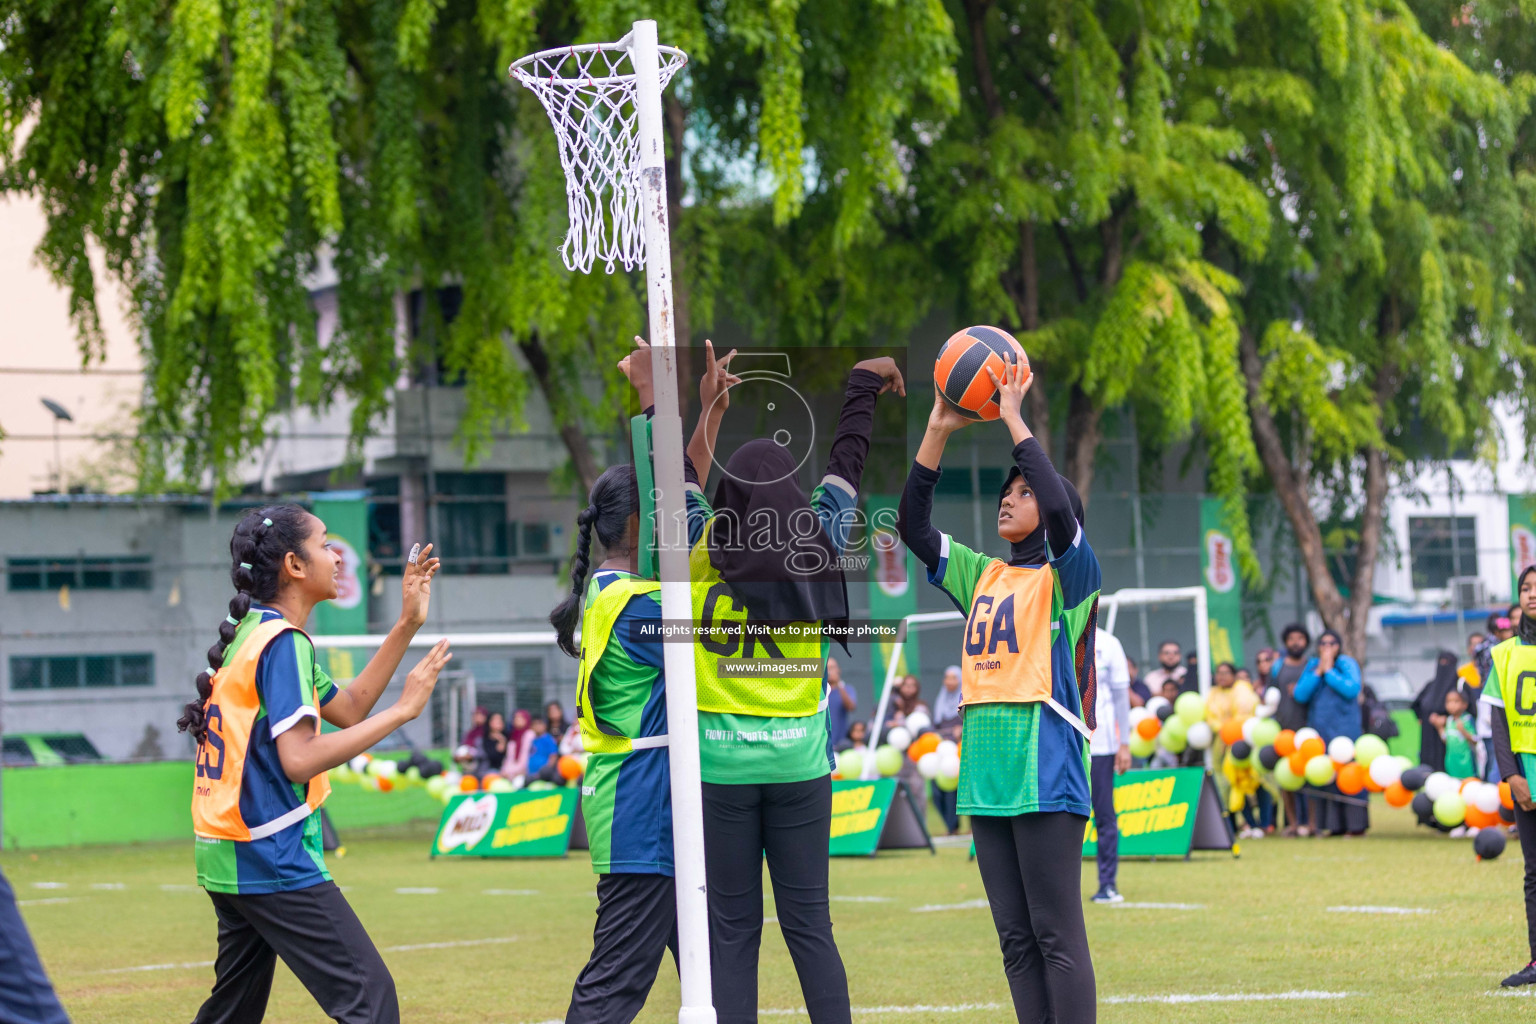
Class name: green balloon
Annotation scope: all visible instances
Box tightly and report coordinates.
[1304,754,1336,787]
[1251,718,1281,750]
[1433,792,1466,827]
[1129,734,1156,758]
[875,745,903,777]
[1160,727,1188,754]
[934,772,959,792]
[1274,758,1306,791]
[1162,716,1189,740]
[1174,691,1207,725]
[837,751,865,780]
[1353,734,1388,769]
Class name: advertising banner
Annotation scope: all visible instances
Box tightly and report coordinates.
[1082,767,1233,858]
[1199,497,1244,668]
[309,492,370,684]
[1510,495,1536,601]
[828,778,932,857]
[431,789,579,858]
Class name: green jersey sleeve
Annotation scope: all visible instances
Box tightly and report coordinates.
[929,533,998,614]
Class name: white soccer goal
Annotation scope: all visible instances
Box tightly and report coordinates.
[511,22,713,1024]
[866,586,1213,778]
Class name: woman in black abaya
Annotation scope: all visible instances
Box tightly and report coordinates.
[1412,650,1459,772]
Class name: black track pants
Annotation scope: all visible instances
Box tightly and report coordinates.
[971,812,1097,1024]
[566,872,679,1024]
[702,776,851,1024]
[193,881,397,1024]
[1516,801,1536,963]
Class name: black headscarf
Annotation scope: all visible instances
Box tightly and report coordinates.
[708,439,849,628]
[1413,649,1458,772]
[1520,565,1536,645]
[998,465,1085,565]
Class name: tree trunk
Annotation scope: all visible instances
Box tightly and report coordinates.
[1238,327,1349,636]
[518,333,600,497]
[1343,355,1398,661]
[1063,385,1101,500]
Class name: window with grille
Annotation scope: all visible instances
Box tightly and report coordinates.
[7,556,152,591]
[9,654,154,690]
[1408,516,1478,590]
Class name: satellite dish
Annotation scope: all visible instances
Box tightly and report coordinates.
[40,398,73,422]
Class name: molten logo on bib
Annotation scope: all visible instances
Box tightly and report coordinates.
[436,795,497,853]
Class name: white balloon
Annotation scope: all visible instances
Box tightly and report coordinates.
[1186,721,1214,750]
[1263,686,1282,708]
[917,751,942,779]
[1368,755,1403,789]
[349,755,371,774]
[887,727,913,753]
[1469,783,1499,815]
[1129,706,1152,727]
[1424,772,1458,802]
[935,740,959,758]
[442,770,462,788]
[1146,696,1171,716]
[1327,736,1355,765]
[1241,717,1259,744]
[1293,727,1321,747]
[1255,704,1275,719]
[904,712,932,735]
[938,751,961,779]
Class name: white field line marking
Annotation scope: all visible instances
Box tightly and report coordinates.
[759,1004,1007,1017]
[383,936,517,953]
[831,895,892,903]
[394,887,439,895]
[764,916,779,925]
[1493,990,1536,997]
[482,888,540,896]
[1325,905,1432,915]
[31,882,68,889]
[18,897,72,906]
[1110,901,1206,910]
[98,936,521,974]
[89,883,126,891]
[1102,990,1352,1005]
[910,899,989,913]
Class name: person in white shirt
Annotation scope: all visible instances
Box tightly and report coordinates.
[1089,629,1133,904]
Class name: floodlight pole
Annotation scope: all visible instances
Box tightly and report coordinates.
[631,19,717,1024]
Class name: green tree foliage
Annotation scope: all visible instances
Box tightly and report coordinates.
[916,0,1266,575]
[1200,0,1532,655]
[0,0,954,494]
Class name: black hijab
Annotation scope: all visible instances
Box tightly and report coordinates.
[998,465,1085,565]
[1414,649,1459,721]
[1520,566,1536,645]
[708,439,849,628]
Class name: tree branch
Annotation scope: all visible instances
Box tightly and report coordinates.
[517,332,600,497]
[1055,222,1090,303]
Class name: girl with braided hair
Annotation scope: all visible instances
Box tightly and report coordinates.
[180,504,450,1024]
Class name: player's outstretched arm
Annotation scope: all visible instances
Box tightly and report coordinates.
[323,543,440,728]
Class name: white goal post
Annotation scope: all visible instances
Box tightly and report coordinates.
[865,586,1213,777]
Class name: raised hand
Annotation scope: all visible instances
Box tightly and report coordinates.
[618,335,655,410]
[985,358,1034,425]
[399,543,440,630]
[853,356,907,396]
[699,339,741,417]
[397,640,452,721]
[927,386,972,436]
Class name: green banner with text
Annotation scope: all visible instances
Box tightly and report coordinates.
[431,789,579,858]
[309,492,370,684]
[828,778,898,857]
[1083,767,1208,858]
[1199,497,1244,668]
[1510,495,1536,602]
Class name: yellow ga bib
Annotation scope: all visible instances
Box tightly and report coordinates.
[1491,638,1536,755]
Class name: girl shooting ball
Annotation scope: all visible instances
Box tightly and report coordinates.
[899,356,1102,1024]
[179,505,451,1024]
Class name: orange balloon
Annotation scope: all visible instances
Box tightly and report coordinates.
[911,733,941,760]
[1274,730,1297,757]
[482,773,502,786]
[1288,751,1311,777]
[1363,772,1385,793]
[1136,717,1161,740]
[1465,806,1498,829]
[377,776,394,793]
[1298,737,1326,761]
[459,775,481,792]
[558,755,584,781]
[1384,781,1412,807]
[1337,763,1366,796]
[1220,720,1246,747]
[1501,781,1515,810]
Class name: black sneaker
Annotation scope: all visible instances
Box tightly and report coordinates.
[1090,885,1124,904]
[1501,962,1536,987]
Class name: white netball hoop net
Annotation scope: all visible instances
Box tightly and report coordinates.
[513,22,714,1024]
[510,38,687,273]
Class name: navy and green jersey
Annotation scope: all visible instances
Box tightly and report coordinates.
[196,604,339,894]
[583,569,674,875]
[930,529,1102,817]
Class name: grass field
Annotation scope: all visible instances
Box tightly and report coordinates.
[5,799,1533,1023]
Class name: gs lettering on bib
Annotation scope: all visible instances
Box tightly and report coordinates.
[960,562,1055,707]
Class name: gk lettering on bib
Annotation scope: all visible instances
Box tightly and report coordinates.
[961,561,1055,707]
